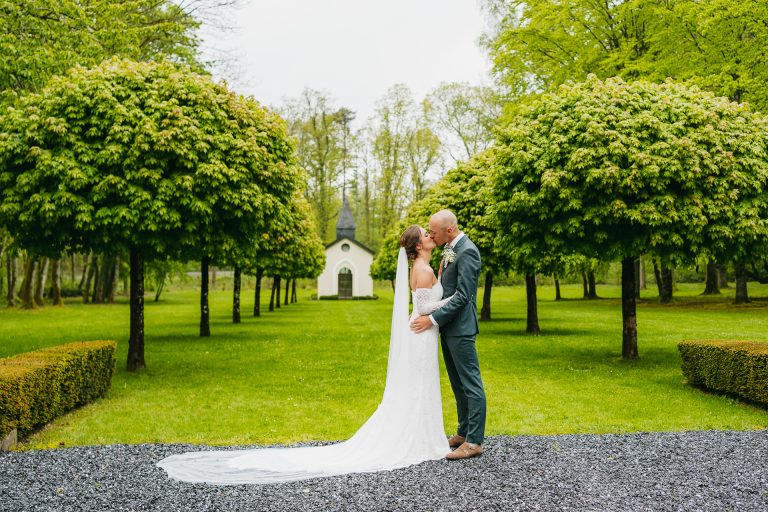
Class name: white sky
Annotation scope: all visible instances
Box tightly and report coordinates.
[199,0,492,125]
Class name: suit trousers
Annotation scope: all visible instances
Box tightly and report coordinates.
[441,333,486,445]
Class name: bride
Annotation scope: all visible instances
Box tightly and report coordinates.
[157,225,453,484]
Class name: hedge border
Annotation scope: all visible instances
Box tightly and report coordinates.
[678,339,768,407]
[0,340,117,440]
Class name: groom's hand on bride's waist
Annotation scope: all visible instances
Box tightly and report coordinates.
[410,315,434,333]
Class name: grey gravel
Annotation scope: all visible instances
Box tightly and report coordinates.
[2,430,767,511]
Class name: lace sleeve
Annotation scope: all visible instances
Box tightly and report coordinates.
[412,289,454,316]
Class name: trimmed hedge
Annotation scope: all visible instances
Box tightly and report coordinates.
[0,341,117,440]
[678,340,768,407]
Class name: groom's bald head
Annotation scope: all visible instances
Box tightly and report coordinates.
[429,209,459,246]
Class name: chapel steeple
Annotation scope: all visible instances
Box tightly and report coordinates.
[336,195,356,240]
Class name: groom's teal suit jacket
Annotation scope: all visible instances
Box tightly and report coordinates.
[432,235,481,336]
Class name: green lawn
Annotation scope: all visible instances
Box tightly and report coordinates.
[1,280,767,449]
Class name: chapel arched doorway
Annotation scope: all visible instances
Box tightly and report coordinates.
[338,267,353,299]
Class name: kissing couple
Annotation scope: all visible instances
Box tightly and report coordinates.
[158,209,487,484]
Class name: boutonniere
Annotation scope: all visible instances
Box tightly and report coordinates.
[442,246,457,265]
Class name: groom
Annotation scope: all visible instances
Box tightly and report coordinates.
[410,209,486,460]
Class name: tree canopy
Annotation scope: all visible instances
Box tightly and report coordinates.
[0,57,300,369]
[492,75,768,357]
[0,0,200,99]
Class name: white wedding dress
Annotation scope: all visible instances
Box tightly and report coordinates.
[157,248,451,484]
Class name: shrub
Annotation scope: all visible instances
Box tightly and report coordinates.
[678,340,768,407]
[0,341,117,439]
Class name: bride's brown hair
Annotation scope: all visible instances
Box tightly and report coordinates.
[400,225,423,262]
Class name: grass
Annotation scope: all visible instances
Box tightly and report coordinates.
[1,280,767,450]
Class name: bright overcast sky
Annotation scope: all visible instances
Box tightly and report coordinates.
[199,0,492,125]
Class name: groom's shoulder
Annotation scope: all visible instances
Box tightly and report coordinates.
[456,234,478,252]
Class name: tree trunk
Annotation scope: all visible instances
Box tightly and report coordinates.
[702,260,720,295]
[253,268,263,317]
[652,259,663,297]
[587,271,598,299]
[525,273,540,335]
[34,257,49,306]
[291,278,297,303]
[84,253,98,303]
[70,254,76,284]
[127,246,146,371]
[19,257,36,309]
[93,256,105,303]
[269,276,276,312]
[718,265,730,289]
[621,258,639,360]
[283,276,290,306]
[200,254,211,337]
[78,252,90,295]
[0,246,4,298]
[108,256,118,303]
[232,266,241,324]
[633,258,641,299]
[553,273,562,301]
[734,260,749,304]
[480,270,493,321]
[154,277,165,302]
[581,271,588,298]
[275,276,282,309]
[5,255,16,307]
[51,259,63,306]
[621,258,637,359]
[660,265,673,304]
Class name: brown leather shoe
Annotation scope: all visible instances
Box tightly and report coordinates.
[447,434,466,448]
[446,442,484,460]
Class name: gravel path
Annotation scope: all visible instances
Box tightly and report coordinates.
[2,430,767,511]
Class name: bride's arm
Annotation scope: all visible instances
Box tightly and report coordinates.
[412,289,454,316]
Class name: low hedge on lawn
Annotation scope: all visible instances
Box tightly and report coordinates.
[0,341,117,440]
[678,340,768,407]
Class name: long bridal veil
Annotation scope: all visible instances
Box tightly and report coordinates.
[157,248,448,485]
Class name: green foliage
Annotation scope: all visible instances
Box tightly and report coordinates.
[425,82,503,163]
[281,90,354,241]
[0,58,299,262]
[493,76,768,270]
[484,0,768,111]
[0,340,116,439]
[679,340,768,407]
[0,0,200,98]
[250,192,326,279]
[371,151,499,281]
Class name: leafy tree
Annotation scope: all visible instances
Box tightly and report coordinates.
[493,76,768,359]
[425,82,503,163]
[0,0,201,98]
[281,89,355,241]
[0,58,298,369]
[482,0,658,94]
[483,0,768,301]
[236,192,324,321]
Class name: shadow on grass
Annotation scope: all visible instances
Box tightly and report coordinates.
[488,326,594,338]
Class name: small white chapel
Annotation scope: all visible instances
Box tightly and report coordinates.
[317,197,375,298]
